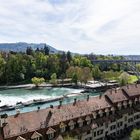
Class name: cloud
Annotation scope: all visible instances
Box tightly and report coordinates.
[0,0,140,54]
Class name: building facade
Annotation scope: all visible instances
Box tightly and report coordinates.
[0,84,140,140]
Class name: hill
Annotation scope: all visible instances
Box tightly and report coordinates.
[0,42,59,53]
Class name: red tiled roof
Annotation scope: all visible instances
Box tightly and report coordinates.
[3,84,140,139]
[122,84,140,97]
[3,95,110,139]
[105,88,128,103]
[0,135,4,140]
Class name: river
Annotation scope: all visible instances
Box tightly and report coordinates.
[0,87,101,116]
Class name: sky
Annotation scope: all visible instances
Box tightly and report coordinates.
[0,0,140,54]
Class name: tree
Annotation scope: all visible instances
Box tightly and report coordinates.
[0,54,6,76]
[31,77,45,87]
[44,44,50,55]
[35,47,40,52]
[92,66,101,80]
[67,51,72,63]
[101,71,121,81]
[66,66,75,78]
[59,52,68,75]
[50,73,57,85]
[47,54,60,78]
[118,72,130,86]
[72,73,78,85]
[136,64,140,72]
[4,54,26,84]
[80,67,93,85]
[131,129,140,140]
[26,47,33,55]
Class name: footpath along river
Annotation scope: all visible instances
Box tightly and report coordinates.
[0,87,102,115]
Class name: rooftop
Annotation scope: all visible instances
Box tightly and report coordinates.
[1,84,140,139]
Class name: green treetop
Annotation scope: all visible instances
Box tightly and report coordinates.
[131,129,140,140]
[31,77,45,87]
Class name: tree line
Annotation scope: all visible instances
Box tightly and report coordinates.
[0,46,138,86]
[0,47,94,85]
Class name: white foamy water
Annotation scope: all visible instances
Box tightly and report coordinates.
[0,87,83,106]
[0,95,60,106]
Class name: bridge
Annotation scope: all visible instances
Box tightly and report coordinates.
[91,59,140,82]
[91,59,140,64]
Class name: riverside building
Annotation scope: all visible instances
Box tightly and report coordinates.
[0,84,140,140]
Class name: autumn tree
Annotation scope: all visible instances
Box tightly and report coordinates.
[80,67,93,85]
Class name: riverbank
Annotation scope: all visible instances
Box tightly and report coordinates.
[0,80,118,92]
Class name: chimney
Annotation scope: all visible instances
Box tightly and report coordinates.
[87,95,89,101]
[99,94,102,99]
[37,106,40,112]
[15,109,20,117]
[58,100,62,109]
[50,105,54,109]
[110,89,112,94]
[73,98,77,105]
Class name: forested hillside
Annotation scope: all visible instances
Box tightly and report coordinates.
[0,47,137,85]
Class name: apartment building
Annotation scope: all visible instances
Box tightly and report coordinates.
[0,84,140,140]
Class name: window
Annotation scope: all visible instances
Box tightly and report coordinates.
[87,130,91,135]
[105,122,108,128]
[48,133,54,139]
[117,122,123,128]
[31,131,42,140]
[97,130,103,135]
[94,132,96,137]
[110,125,116,130]
[134,115,140,120]
[124,116,127,121]
[61,126,66,133]
[79,122,83,127]
[70,124,74,130]
[87,119,91,125]
[128,118,133,123]
[46,128,55,140]
[68,120,75,130]
[78,118,84,127]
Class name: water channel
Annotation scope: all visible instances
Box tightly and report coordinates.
[0,87,102,116]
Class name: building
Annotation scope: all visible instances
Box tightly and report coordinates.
[0,84,140,140]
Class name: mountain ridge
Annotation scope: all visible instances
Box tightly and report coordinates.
[0,42,59,53]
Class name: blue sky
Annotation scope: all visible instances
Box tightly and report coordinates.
[0,0,140,54]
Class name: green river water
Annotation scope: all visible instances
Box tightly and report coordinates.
[0,87,101,116]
